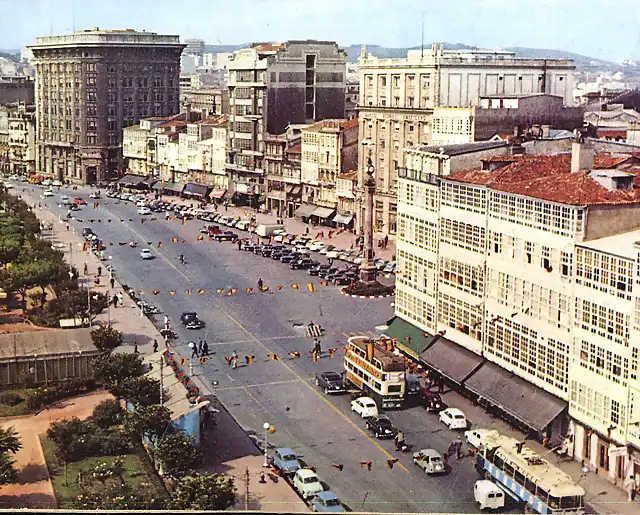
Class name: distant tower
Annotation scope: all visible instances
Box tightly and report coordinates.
[360,44,367,61]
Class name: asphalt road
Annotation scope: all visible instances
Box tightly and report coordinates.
[22,183,498,513]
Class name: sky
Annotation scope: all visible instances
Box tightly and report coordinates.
[1,0,640,62]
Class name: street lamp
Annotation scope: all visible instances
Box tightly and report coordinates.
[263,422,271,467]
[188,342,195,376]
[139,291,144,318]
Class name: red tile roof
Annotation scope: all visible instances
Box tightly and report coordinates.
[338,171,358,180]
[448,153,640,206]
[157,120,188,129]
[594,153,638,169]
[253,43,284,53]
[286,143,301,154]
[597,129,627,138]
[305,118,359,133]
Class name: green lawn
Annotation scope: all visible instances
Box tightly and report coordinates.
[39,434,167,508]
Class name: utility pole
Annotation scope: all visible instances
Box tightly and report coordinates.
[159,353,164,406]
[245,467,250,511]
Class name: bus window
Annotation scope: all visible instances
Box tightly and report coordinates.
[537,489,548,504]
[514,470,525,486]
[524,477,536,493]
[504,463,515,477]
[548,495,560,509]
[373,381,381,390]
[560,496,583,509]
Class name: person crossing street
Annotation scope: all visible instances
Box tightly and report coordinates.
[258,278,264,291]
[202,340,209,356]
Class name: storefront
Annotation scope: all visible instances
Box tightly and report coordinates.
[183,182,209,200]
[294,203,317,223]
[333,211,354,229]
[309,206,336,227]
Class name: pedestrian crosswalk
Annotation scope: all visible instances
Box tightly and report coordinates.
[305,323,322,338]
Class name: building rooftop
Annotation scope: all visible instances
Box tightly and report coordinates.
[416,140,509,157]
[448,153,640,206]
[157,120,188,129]
[286,143,302,154]
[304,118,359,133]
[594,152,639,169]
[579,229,640,259]
[0,328,98,359]
[481,93,562,100]
[338,170,358,180]
[30,28,183,49]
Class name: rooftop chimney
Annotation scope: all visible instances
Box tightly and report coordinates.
[366,341,374,362]
[571,140,595,173]
[541,125,551,139]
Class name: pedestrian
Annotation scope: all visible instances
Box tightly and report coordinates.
[164,315,170,330]
[305,226,310,235]
[454,436,463,459]
[258,278,264,291]
[110,276,115,289]
[237,239,242,250]
[202,340,209,356]
[153,339,159,353]
[384,234,389,248]
[191,343,199,358]
[624,475,637,502]
[314,338,322,354]
[224,203,228,212]
[94,276,100,285]
[66,223,70,231]
[112,294,119,308]
[83,262,88,275]
[97,265,102,277]
[134,342,139,354]
[198,338,204,356]
[395,430,405,450]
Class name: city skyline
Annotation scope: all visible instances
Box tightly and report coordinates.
[1,0,640,63]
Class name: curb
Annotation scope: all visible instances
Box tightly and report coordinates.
[339,289,393,300]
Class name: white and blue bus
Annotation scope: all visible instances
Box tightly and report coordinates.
[476,433,585,514]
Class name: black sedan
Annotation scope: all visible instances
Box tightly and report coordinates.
[291,258,315,270]
[318,267,338,278]
[309,264,331,276]
[280,253,300,263]
[271,250,284,260]
[214,231,237,241]
[365,415,398,439]
[315,371,346,394]
[180,311,205,329]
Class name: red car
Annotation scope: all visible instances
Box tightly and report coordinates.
[73,197,87,206]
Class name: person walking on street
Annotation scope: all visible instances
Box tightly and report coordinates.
[231,350,238,369]
[202,340,209,356]
[624,475,637,502]
[134,342,139,355]
[198,338,204,356]
[83,262,88,275]
[97,265,102,277]
[191,343,199,358]
[152,339,159,353]
[112,294,119,308]
[237,239,242,250]
[384,234,389,248]
[395,430,405,450]
[313,338,322,354]
[258,278,264,291]
[110,276,115,289]
[453,436,463,460]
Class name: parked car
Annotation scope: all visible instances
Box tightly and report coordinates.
[43,189,54,197]
[291,258,314,270]
[464,429,499,449]
[365,414,397,439]
[318,245,335,255]
[405,374,421,396]
[137,207,152,215]
[318,267,338,279]
[412,448,446,474]
[242,242,258,252]
[82,227,95,238]
[73,197,87,205]
[271,447,301,475]
[421,390,447,413]
[260,245,274,257]
[292,469,324,500]
[474,480,506,510]
[280,253,299,263]
[439,408,468,430]
[139,248,154,260]
[333,275,351,285]
[325,248,341,259]
[383,261,397,273]
[309,264,331,276]
[271,250,284,260]
[375,259,388,270]
[214,231,237,241]
[315,371,345,394]
[180,311,205,329]
[310,491,346,512]
[351,396,378,418]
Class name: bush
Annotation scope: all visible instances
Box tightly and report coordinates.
[25,379,99,410]
[90,326,123,353]
[0,392,23,407]
[91,399,124,429]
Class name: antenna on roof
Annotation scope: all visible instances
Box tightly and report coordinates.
[72,0,76,32]
[421,11,425,58]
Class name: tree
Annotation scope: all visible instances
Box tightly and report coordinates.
[155,432,202,479]
[58,288,108,324]
[0,260,42,311]
[108,376,162,407]
[0,426,21,485]
[170,473,237,510]
[90,399,124,429]
[124,404,172,442]
[91,352,147,387]
[0,216,24,265]
[90,325,123,353]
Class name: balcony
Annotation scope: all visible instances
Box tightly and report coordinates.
[225,162,264,175]
[397,167,439,185]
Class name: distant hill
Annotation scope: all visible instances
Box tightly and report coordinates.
[200,42,620,71]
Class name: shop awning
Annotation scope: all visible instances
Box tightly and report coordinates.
[294,203,317,217]
[287,185,302,196]
[183,183,209,197]
[117,174,146,187]
[382,316,436,360]
[209,189,226,199]
[141,176,157,188]
[152,182,165,190]
[310,206,336,219]
[419,338,485,385]
[333,212,354,225]
[164,182,185,193]
[464,361,567,431]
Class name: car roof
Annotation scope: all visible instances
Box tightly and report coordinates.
[276,447,296,456]
[141,249,151,252]
[323,371,341,378]
[417,448,441,457]
[358,396,375,403]
[296,468,317,478]
[182,311,197,315]
[317,491,339,501]
[446,408,465,415]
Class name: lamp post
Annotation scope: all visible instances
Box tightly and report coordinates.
[359,156,378,283]
[139,291,144,318]
[263,422,271,467]
[188,342,195,376]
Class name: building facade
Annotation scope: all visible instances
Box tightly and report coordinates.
[393,142,640,488]
[29,28,184,184]
[357,44,576,236]
[0,76,34,105]
[7,102,36,175]
[226,41,346,202]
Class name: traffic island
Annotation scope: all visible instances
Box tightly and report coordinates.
[341,280,394,299]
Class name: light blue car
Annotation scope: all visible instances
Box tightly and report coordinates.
[311,491,346,512]
[271,447,301,475]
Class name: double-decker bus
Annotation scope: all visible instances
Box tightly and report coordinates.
[343,336,406,409]
[476,432,585,514]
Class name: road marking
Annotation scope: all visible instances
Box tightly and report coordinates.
[216,378,306,391]
[221,309,409,473]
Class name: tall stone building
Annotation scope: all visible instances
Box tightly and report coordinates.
[226,40,346,202]
[29,28,184,184]
[357,44,576,235]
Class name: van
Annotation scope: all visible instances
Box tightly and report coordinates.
[256,224,284,237]
[474,480,505,510]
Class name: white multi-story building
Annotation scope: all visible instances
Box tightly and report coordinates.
[7,102,36,175]
[390,140,640,486]
[357,44,576,236]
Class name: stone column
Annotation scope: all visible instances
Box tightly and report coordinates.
[360,157,378,283]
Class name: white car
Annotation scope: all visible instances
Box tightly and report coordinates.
[439,408,468,430]
[136,200,147,207]
[43,189,54,197]
[465,429,499,449]
[292,469,323,500]
[51,180,63,187]
[140,249,154,260]
[350,396,378,419]
[325,249,341,259]
[42,179,52,186]
[60,195,69,201]
[90,191,101,199]
[308,241,326,252]
[137,207,151,215]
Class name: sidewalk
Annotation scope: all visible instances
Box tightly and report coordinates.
[148,192,397,261]
[443,391,638,515]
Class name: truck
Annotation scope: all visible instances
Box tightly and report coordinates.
[255,224,284,238]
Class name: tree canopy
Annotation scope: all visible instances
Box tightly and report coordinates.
[155,432,202,478]
[91,352,148,386]
[170,473,237,511]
